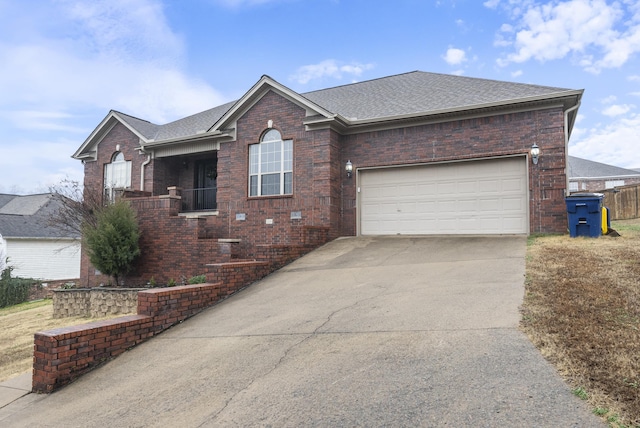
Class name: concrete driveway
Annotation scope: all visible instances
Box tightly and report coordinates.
[1,236,603,427]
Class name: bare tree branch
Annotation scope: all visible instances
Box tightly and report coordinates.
[48,179,102,235]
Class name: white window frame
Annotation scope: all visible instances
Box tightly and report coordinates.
[104,152,132,202]
[249,130,293,197]
[605,179,624,189]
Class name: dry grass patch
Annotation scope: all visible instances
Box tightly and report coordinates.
[0,300,122,383]
[523,219,640,427]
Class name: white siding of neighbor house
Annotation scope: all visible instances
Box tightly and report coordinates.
[3,238,81,280]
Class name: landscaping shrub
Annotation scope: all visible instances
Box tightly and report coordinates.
[83,199,140,286]
[0,264,39,308]
[188,274,207,284]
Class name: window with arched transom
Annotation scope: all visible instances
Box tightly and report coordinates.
[248,129,292,196]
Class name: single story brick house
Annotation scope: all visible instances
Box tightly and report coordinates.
[568,155,640,192]
[73,71,582,286]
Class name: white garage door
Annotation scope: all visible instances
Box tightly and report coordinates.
[360,157,528,235]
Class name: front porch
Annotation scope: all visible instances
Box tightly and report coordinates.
[151,153,218,213]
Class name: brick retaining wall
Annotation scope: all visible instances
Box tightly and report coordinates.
[32,257,292,393]
[34,283,223,393]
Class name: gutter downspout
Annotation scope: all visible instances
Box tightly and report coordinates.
[564,101,581,196]
[140,148,153,192]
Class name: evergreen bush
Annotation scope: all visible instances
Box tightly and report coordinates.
[83,200,140,286]
[0,263,38,308]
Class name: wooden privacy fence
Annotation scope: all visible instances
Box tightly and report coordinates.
[602,184,640,220]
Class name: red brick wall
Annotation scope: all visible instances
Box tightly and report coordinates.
[571,177,640,192]
[216,91,338,246]
[83,122,147,201]
[339,108,568,234]
[78,95,569,287]
[33,255,301,393]
[33,282,226,393]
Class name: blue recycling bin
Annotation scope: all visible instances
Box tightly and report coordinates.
[565,193,604,238]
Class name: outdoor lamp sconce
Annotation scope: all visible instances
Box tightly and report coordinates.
[345,160,353,178]
[530,144,540,165]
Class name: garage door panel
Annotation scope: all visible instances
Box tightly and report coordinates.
[360,158,527,235]
[502,178,525,192]
[502,197,525,211]
[437,182,457,195]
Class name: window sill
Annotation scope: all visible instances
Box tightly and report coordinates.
[247,194,293,201]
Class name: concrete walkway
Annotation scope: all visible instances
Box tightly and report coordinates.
[0,236,603,427]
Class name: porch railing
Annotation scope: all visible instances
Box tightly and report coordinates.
[181,187,217,212]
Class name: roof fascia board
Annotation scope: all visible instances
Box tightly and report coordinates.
[570,175,640,179]
[305,99,572,135]
[211,76,336,134]
[4,236,80,241]
[72,111,151,161]
[72,115,117,160]
[142,130,230,148]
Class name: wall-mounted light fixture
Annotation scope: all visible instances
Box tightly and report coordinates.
[346,160,353,178]
[530,144,540,165]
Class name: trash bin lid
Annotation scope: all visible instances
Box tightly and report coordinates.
[566,192,604,198]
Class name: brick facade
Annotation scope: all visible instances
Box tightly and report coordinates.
[78,90,571,287]
[570,177,640,192]
[34,283,225,393]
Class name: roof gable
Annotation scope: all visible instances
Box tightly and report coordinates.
[213,75,339,133]
[72,110,157,160]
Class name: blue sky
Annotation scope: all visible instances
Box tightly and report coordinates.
[1,0,640,194]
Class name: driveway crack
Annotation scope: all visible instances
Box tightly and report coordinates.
[199,291,384,426]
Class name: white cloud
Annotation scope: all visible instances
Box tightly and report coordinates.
[511,69,523,77]
[483,0,500,9]
[600,95,617,104]
[443,48,467,65]
[0,0,227,193]
[570,113,640,168]
[0,137,84,194]
[601,104,634,117]
[0,0,225,125]
[495,0,640,73]
[290,60,375,85]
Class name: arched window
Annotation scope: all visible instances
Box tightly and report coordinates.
[104,151,132,201]
[249,130,293,196]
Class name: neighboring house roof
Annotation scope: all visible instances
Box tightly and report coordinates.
[73,71,583,160]
[567,156,640,179]
[0,193,80,239]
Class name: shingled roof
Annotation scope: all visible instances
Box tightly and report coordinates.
[568,156,640,179]
[302,71,576,121]
[149,71,579,139]
[0,194,80,239]
[74,71,582,159]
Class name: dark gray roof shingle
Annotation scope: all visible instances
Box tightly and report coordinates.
[152,101,236,141]
[117,71,578,143]
[0,194,80,239]
[568,156,640,179]
[303,71,575,121]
